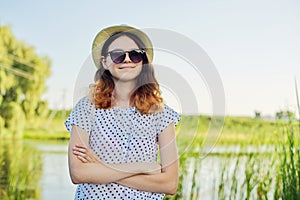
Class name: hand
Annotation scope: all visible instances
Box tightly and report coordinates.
[72,144,101,163]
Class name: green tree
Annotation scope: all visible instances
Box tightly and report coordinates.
[0,23,51,137]
[276,111,284,120]
[254,110,261,119]
[275,110,295,122]
[286,110,295,121]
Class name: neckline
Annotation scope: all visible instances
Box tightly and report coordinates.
[111,106,136,111]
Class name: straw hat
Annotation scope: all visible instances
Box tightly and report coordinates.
[92,25,153,68]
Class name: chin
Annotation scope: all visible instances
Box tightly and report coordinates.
[113,71,141,82]
[116,75,139,82]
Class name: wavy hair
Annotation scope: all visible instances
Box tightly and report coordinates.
[89,32,163,114]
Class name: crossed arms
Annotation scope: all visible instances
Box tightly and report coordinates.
[68,123,179,195]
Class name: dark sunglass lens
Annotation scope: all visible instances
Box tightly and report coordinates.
[129,50,143,63]
[110,51,125,64]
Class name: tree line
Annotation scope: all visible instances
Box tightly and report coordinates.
[0,23,51,137]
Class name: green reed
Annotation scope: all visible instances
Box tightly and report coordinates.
[177,128,297,200]
[0,140,43,200]
[274,123,300,199]
[273,79,300,200]
[215,153,277,200]
[165,128,298,199]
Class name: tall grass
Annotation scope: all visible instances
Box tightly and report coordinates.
[216,153,277,200]
[274,79,300,199]
[164,80,300,200]
[275,126,300,199]
[0,140,43,200]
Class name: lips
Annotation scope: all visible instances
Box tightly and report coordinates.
[118,66,135,69]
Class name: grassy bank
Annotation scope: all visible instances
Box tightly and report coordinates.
[21,111,298,147]
[176,115,298,149]
[23,110,70,140]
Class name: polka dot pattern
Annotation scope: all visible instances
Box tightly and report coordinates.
[65,96,180,200]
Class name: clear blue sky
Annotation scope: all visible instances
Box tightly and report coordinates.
[1,0,299,117]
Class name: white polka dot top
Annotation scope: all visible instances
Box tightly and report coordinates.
[65,96,180,200]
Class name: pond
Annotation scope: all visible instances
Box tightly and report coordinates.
[0,139,277,200]
[0,139,76,200]
[31,140,77,200]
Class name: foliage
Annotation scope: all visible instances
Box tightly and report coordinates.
[274,79,300,199]
[275,126,300,200]
[0,23,51,137]
[0,140,42,199]
[0,101,25,137]
[275,110,296,121]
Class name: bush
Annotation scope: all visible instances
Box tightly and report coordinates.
[0,102,26,137]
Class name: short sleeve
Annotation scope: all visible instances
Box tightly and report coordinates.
[156,104,180,135]
[64,96,95,134]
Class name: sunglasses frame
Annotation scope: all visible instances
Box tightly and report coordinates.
[107,49,146,64]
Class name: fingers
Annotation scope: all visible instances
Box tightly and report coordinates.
[73,149,88,162]
[73,146,87,156]
[72,144,100,163]
[74,144,87,152]
[73,145,89,162]
[77,155,88,163]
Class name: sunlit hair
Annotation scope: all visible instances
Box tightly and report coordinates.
[89,32,163,114]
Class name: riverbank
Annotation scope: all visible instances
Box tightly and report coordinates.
[23,129,69,140]
[19,115,299,147]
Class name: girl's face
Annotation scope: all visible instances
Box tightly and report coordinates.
[102,35,143,82]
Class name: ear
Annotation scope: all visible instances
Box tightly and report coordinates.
[100,56,109,69]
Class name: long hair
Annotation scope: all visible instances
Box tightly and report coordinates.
[89,32,163,114]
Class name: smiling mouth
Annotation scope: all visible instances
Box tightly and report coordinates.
[119,66,135,69]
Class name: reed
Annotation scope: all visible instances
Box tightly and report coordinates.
[274,124,300,200]
[0,140,43,200]
[273,79,300,200]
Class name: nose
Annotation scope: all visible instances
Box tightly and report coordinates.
[123,52,131,63]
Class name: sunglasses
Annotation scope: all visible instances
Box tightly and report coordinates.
[107,49,146,64]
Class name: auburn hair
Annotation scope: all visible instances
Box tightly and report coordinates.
[88,32,163,114]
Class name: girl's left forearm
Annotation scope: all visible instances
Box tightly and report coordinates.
[116,161,178,195]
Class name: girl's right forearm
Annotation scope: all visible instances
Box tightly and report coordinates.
[70,162,138,184]
[70,161,160,184]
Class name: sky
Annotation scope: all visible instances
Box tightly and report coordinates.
[0,0,299,117]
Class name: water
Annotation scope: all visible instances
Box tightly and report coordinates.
[0,139,76,200]
[177,149,277,200]
[0,139,276,200]
[26,140,77,200]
